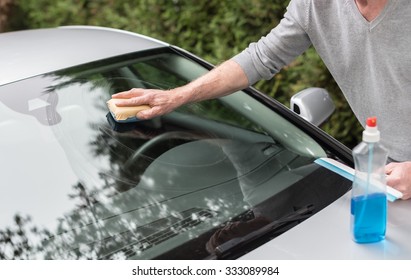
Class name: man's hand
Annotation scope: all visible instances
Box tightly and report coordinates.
[112,88,187,120]
[385,161,411,200]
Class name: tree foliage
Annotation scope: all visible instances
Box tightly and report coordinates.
[6,0,361,147]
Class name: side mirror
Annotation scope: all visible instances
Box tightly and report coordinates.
[290,87,335,126]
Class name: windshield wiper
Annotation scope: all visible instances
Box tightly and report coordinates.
[211,204,315,259]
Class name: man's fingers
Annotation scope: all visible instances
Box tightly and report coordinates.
[136,106,164,120]
[114,95,152,108]
[385,162,397,175]
[112,88,144,99]
[386,174,400,188]
[114,98,140,107]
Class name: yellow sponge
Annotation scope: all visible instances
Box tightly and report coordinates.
[106,99,150,122]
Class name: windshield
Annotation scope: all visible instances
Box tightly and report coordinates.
[0,49,350,259]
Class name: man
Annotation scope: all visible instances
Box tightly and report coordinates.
[112,0,411,199]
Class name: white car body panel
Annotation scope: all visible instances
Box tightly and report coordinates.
[241,191,411,259]
[0,26,167,85]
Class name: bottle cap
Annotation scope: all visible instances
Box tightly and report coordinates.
[366,117,377,127]
[363,116,380,142]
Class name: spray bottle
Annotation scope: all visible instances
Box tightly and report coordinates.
[351,116,388,243]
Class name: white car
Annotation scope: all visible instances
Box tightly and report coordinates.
[0,26,408,260]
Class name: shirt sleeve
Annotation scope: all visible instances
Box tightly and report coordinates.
[232,0,312,85]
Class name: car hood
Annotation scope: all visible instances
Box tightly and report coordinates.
[240,190,411,259]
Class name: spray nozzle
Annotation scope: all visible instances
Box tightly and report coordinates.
[363,116,380,142]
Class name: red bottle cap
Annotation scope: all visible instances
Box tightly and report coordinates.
[366,117,377,127]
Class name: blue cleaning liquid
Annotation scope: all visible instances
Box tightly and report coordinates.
[351,192,387,243]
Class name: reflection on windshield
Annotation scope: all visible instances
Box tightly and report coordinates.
[0,51,349,260]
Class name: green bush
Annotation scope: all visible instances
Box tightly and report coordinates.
[11,0,362,147]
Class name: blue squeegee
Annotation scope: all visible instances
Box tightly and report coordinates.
[314,157,402,202]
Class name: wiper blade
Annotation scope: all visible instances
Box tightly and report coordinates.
[213,204,315,259]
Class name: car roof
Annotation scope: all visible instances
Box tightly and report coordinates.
[0,25,168,85]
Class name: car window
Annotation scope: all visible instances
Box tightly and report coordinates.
[0,50,350,259]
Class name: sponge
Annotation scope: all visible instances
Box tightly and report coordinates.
[106,98,150,122]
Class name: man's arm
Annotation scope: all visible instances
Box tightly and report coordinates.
[112,0,311,120]
[112,59,248,120]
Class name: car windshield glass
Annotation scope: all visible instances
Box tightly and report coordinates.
[0,49,350,259]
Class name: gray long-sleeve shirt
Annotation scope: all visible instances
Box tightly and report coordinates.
[232,0,411,161]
